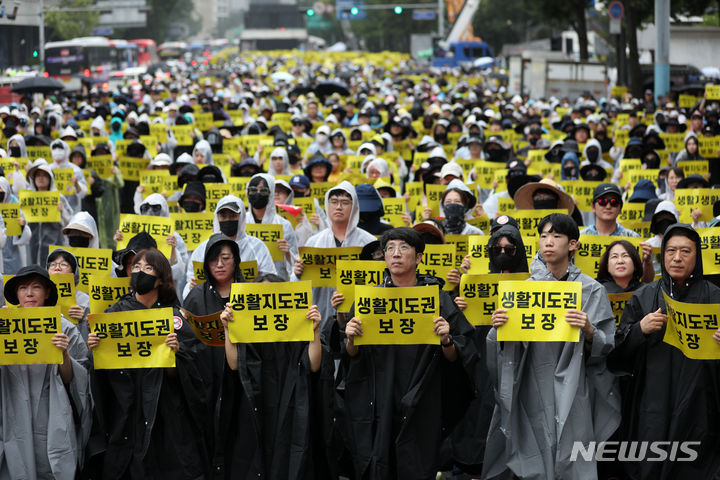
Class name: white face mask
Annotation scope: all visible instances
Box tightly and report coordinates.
[317,133,328,144]
[51,149,66,162]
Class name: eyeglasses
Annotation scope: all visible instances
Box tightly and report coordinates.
[384,243,412,255]
[131,263,156,274]
[328,198,352,207]
[247,187,270,195]
[211,255,234,266]
[48,261,71,269]
[491,245,517,256]
[596,197,621,208]
[140,204,163,215]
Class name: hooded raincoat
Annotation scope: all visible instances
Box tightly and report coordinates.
[607,224,720,479]
[267,147,291,176]
[46,247,91,337]
[0,176,29,274]
[6,134,29,194]
[245,173,299,280]
[182,195,276,300]
[439,179,484,235]
[482,253,620,480]
[49,139,88,214]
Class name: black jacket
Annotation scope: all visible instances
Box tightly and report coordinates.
[341,272,477,480]
[607,224,720,479]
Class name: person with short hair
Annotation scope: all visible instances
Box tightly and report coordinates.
[484,213,619,479]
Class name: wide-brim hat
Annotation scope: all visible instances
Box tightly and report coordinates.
[5,265,58,306]
[513,178,575,213]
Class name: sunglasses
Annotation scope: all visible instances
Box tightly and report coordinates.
[140,204,163,215]
[596,197,621,208]
[491,245,517,256]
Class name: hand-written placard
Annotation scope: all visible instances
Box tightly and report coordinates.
[575,235,643,278]
[116,214,173,258]
[19,190,61,223]
[0,306,62,365]
[50,273,76,321]
[460,273,531,325]
[170,212,215,252]
[88,276,131,314]
[417,243,456,291]
[496,280,582,342]
[246,223,283,261]
[89,307,176,369]
[49,245,112,293]
[663,291,720,360]
[336,260,386,313]
[353,285,439,345]
[299,246,363,287]
[608,291,634,327]
[228,281,313,343]
[53,168,76,196]
[181,309,225,346]
[0,203,22,235]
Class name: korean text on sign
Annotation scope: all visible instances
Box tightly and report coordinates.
[663,292,720,360]
[51,273,76,321]
[170,212,214,251]
[89,276,131,314]
[116,214,173,258]
[335,260,386,313]
[228,281,314,343]
[353,285,439,345]
[0,203,22,235]
[299,246,362,287]
[49,245,112,293]
[0,306,62,365]
[608,292,634,327]
[19,190,60,223]
[417,243,456,291]
[460,273,531,326]
[89,307,176,369]
[496,280,582,342]
[246,223,284,261]
[182,309,225,346]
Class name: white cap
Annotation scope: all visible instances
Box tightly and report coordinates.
[440,162,463,179]
[149,153,172,167]
[59,126,77,139]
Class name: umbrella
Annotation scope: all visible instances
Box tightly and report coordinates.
[289,85,313,97]
[271,71,295,83]
[701,67,720,79]
[315,80,350,97]
[11,76,65,94]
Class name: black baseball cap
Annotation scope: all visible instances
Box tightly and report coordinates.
[592,183,623,203]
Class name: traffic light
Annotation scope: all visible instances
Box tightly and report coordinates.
[32,50,38,58]
[306,8,315,16]
[350,6,358,15]
[394,5,403,14]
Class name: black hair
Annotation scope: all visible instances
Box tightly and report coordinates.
[380,227,425,254]
[47,250,77,273]
[597,240,643,284]
[254,273,285,283]
[328,188,352,199]
[537,213,579,241]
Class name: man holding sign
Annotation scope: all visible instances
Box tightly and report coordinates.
[608,224,720,479]
[343,227,477,479]
[1,265,91,479]
[485,213,619,479]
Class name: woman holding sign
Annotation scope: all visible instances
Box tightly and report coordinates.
[85,248,209,479]
[1,265,91,480]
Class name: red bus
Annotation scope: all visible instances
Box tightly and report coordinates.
[129,39,159,66]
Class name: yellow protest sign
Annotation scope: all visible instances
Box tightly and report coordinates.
[116,214,173,258]
[88,276,130,314]
[246,223,283,261]
[86,154,114,179]
[181,309,225,346]
[0,203,22,235]
[140,170,170,197]
[19,190,61,223]
[513,209,567,236]
[299,246,363,287]
[444,234,471,267]
[675,189,720,224]
[50,273,76,320]
[353,285,439,345]
[170,125,195,145]
[118,156,149,181]
[89,308,176,369]
[678,94,699,109]
[417,243,456,291]
[53,168,76,196]
[620,221,653,239]
[49,245,112,293]
[460,273,531,325]
[663,292,720,360]
[608,292,634,327]
[228,281,314,343]
[611,85,627,98]
[381,197,406,227]
[678,160,710,178]
[425,184,447,212]
[0,306,62,365]
[205,183,232,212]
[193,260,207,284]
[496,280,582,342]
[560,180,601,212]
[617,203,647,223]
[170,212,215,251]
[336,260,386,312]
[575,235,643,277]
[705,84,720,101]
[467,235,537,274]
[694,228,720,275]
[309,182,336,201]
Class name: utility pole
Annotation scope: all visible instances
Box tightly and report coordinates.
[438,0,443,38]
[654,0,670,101]
[39,0,45,69]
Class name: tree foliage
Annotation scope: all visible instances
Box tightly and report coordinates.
[350,0,437,52]
[521,0,591,60]
[45,0,99,41]
[472,0,551,55]
[117,0,201,43]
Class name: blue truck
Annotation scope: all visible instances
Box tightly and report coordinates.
[431,41,495,68]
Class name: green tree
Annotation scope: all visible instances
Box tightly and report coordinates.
[350,0,437,52]
[522,0,591,60]
[45,0,99,41]
[118,0,201,43]
[472,0,551,55]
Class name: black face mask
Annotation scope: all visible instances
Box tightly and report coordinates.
[643,157,660,169]
[181,200,202,212]
[507,175,527,199]
[111,122,121,132]
[68,236,90,248]
[487,149,507,163]
[443,203,466,234]
[434,132,446,142]
[248,193,270,209]
[563,166,578,178]
[131,271,157,295]
[219,219,239,236]
[0,192,5,202]
[494,252,517,271]
[9,146,21,157]
[595,131,607,139]
[528,137,538,146]
[293,189,308,198]
[586,147,599,163]
[547,148,563,163]
[534,198,558,210]
[655,218,674,235]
